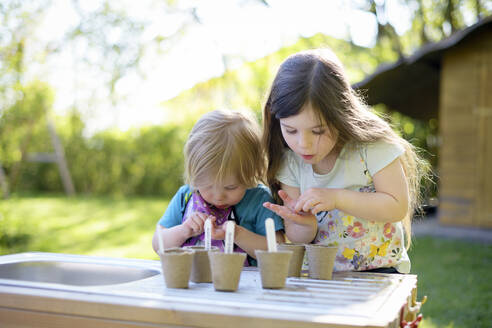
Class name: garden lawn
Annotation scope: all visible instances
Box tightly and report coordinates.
[408,236,491,328]
[0,194,167,260]
[1,195,491,327]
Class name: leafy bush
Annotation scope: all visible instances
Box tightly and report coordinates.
[1,104,190,198]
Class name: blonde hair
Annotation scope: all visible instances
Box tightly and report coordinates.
[262,49,432,249]
[184,109,265,189]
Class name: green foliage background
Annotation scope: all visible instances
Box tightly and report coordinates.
[1,108,190,197]
[3,1,489,198]
[0,33,439,198]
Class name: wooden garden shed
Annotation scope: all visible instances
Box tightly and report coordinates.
[354,16,492,228]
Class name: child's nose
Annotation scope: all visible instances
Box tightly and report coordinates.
[215,191,226,201]
[298,132,312,149]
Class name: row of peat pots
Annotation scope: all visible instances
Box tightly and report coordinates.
[158,243,337,291]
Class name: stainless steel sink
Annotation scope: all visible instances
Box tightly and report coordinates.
[0,253,160,286]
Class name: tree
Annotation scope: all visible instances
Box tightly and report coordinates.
[352,0,490,56]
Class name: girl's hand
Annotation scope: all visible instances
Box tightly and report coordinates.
[263,190,317,227]
[182,212,213,237]
[211,218,226,240]
[295,188,338,215]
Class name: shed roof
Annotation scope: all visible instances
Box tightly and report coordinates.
[353,16,492,120]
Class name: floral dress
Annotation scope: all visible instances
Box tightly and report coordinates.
[313,150,407,271]
[278,142,410,273]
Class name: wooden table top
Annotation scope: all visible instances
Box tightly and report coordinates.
[0,259,417,328]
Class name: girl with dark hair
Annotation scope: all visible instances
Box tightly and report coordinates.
[262,49,430,273]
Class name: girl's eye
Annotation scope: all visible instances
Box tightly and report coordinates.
[285,129,297,135]
[313,129,325,135]
[225,185,238,191]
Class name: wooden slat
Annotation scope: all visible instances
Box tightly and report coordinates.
[439,148,477,161]
[0,268,417,328]
[439,161,476,172]
[438,27,492,227]
[439,172,476,190]
[0,307,186,328]
[475,41,492,228]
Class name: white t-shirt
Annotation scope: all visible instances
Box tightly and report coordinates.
[277,141,411,273]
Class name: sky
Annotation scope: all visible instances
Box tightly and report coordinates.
[29,0,414,135]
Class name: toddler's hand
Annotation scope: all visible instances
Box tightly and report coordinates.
[294,188,337,215]
[182,212,212,237]
[211,219,226,240]
[263,190,316,227]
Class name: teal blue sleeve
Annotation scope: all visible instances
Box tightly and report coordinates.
[158,185,191,228]
[235,185,284,236]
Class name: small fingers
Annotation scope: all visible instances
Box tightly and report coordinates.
[191,215,207,234]
[263,202,282,214]
[294,198,307,212]
[302,202,312,213]
[211,228,225,240]
[278,190,290,200]
[264,203,303,224]
[265,202,291,216]
[293,196,314,214]
[310,203,324,216]
[302,200,321,213]
[195,212,208,222]
[188,221,201,235]
[263,202,285,216]
[207,215,217,225]
[278,190,296,208]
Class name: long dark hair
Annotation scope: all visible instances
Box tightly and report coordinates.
[262,49,431,248]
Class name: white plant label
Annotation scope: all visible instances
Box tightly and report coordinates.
[224,221,235,254]
[265,218,277,252]
[204,219,212,250]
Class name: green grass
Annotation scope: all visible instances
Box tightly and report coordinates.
[1,195,491,327]
[0,194,167,260]
[408,237,492,328]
